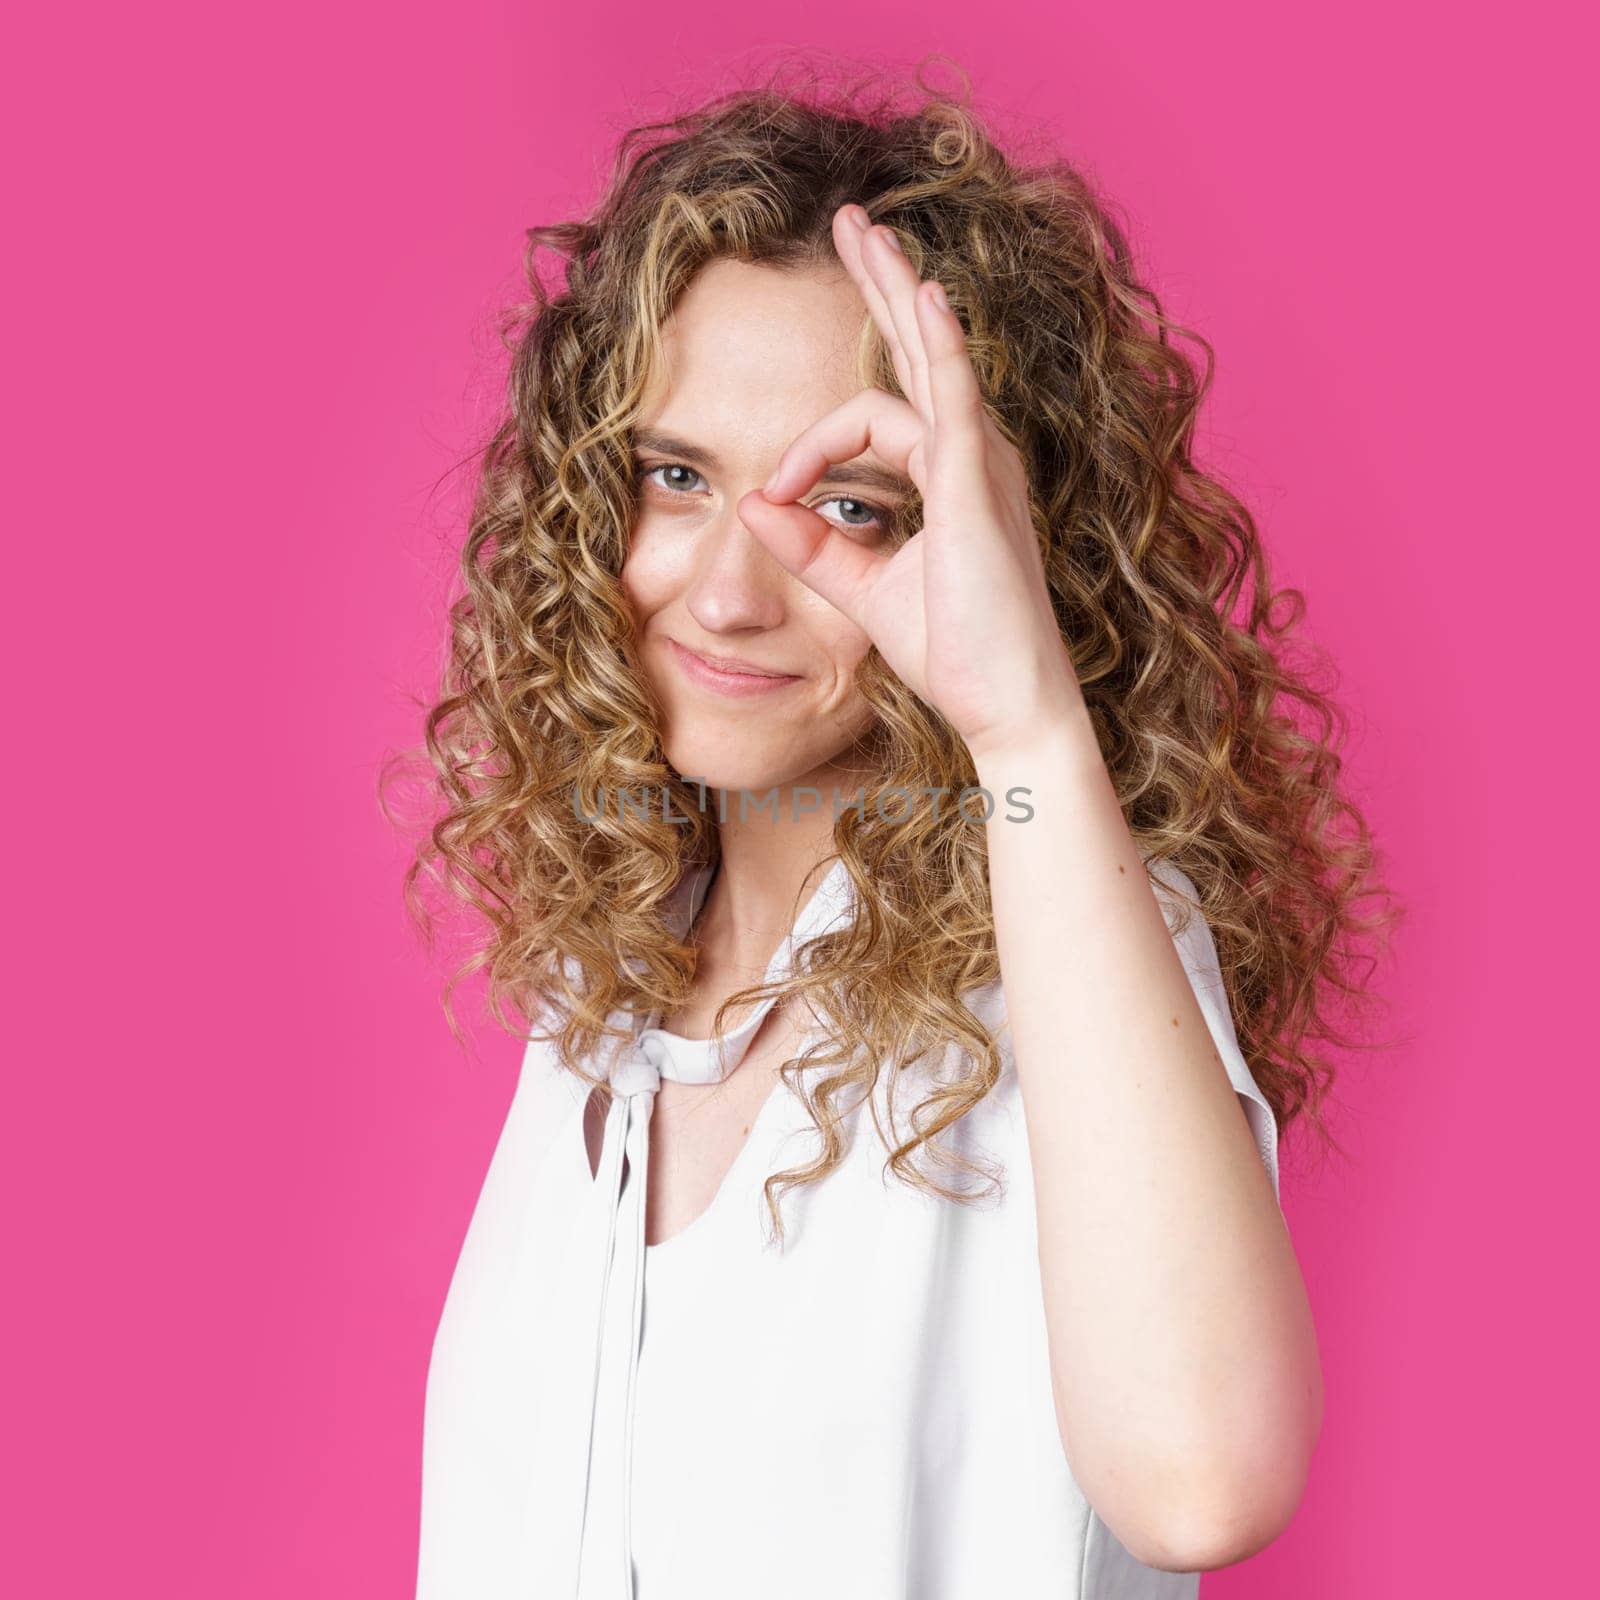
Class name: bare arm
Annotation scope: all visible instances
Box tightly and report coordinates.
[745,206,1323,1569]
[973,707,1322,1572]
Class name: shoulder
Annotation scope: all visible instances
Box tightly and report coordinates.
[1143,858,1228,1000]
[1143,854,1205,937]
[1140,856,1239,1031]
[510,958,610,1139]
[1142,856,1282,1195]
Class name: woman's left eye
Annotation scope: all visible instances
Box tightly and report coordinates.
[813,495,886,533]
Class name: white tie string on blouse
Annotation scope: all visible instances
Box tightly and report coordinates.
[578,857,848,1598]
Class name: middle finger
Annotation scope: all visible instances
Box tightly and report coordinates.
[833,208,935,421]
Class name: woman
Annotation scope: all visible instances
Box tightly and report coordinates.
[399,64,1391,1600]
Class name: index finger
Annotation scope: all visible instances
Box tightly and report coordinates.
[760,386,925,506]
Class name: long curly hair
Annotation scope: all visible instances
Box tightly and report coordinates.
[382,54,1399,1239]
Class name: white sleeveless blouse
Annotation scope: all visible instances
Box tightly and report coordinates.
[416,856,1280,1599]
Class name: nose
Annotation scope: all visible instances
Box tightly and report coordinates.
[684,505,789,635]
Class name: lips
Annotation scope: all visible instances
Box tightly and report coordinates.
[681,646,792,678]
[667,638,803,696]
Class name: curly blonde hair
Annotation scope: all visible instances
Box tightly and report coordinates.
[382,54,1399,1238]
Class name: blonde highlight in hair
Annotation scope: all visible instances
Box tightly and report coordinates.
[382,53,1399,1242]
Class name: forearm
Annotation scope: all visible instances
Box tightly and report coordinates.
[972,708,1322,1569]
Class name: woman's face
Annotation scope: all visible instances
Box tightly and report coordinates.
[621,257,910,797]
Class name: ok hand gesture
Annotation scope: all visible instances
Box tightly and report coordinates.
[737,203,1084,764]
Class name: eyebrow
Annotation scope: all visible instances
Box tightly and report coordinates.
[632,429,914,498]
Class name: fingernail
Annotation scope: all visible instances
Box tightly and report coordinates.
[879,227,903,253]
[763,468,780,494]
[929,281,950,312]
[845,205,870,230]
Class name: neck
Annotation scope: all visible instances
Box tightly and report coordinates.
[693,753,864,983]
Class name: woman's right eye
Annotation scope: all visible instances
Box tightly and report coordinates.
[637,462,705,494]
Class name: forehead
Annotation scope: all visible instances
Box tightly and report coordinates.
[636,258,871,455]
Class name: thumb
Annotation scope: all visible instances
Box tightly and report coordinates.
[736,490,884,630]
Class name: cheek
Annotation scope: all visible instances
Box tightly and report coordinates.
[620,512,695,616]
[812,611,876,691]
[618,537,668,625]
[803,584,872,667]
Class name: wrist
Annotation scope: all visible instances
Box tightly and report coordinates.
[968,694,1103,778]
[971,706,1121,837]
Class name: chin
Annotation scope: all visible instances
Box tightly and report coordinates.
[660,732,834,805]
[664,744,786,796]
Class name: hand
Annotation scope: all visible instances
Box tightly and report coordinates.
[737,203,1086,763]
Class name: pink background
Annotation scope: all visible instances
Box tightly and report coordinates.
[6,3,1593,1594]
